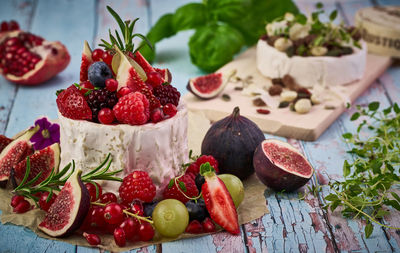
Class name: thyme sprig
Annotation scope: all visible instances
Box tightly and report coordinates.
[13,154,122,206]
[99,6,153,53]
[323,102,400,238]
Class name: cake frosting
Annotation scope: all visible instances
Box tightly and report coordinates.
[256,39,367,88]
[58,104,189,198]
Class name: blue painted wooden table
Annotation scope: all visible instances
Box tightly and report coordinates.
[1,0,400,252]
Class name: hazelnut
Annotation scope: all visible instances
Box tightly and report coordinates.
[280,90,298,102]
[274,37,293,52]
[311,46,328,56]
[268,85,283,96]
[311,94,322,105]
[289,23,311,40]
[294,99,312,114]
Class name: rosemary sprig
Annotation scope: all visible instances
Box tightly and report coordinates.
[323,102,400,238]
[13,154,122,206]
[98,6,153,53]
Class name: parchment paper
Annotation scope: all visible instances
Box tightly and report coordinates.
[0,111,269,252]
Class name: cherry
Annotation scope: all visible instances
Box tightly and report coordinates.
[146,71,163,88]
[100,192,118,204]
[202,217,216,233]
[83,232,101,246]
[103,51,113,65]
[98,108,115,125]
[138,222,154,241]
[104,202,124,225]
[0,21,9,32]
[119,218,138,240]
[105,78,118,92]
[114,227,126,247]
[38,192,58,212]
[150,108,164,123]
[163,103,177,118]
[79,81,94,95]
[92,48,104,62]
[117,86,133,98]
[13,199,31,213]
[10,195,25,208]
[85,182,102,202]
[8,20,19,30]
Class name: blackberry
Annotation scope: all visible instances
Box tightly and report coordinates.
[153,83,180,106]
[86,88,118,122]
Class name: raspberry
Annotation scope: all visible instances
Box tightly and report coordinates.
[153,83,180,106]
[119,171,156,203]
[86,88,118,122]
[56,85,92,120]
[113,92,150,125]
[186,163,200,176]
[140,86,161,111]
[163,174,199,203]
[196,155,219,173]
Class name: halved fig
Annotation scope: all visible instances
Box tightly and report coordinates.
[79,40,93,82]
[38,169,90,237]
[0,126,38,185]
[0,25,70,86]
[155,68,172,83]
[187,71,234,100]
[114,47,147,91]
[0,135,12,153]
[14,143,60,186]
[253,139,314,192]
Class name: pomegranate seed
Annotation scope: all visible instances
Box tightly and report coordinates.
[138,222,154,241]
[8,20,19,30]
[98,108,115,124]
[105,79,118,92]
[117,87,133,98]
[114,227,126,247]
[83,232,101,246]
[0,21,9,32]
[150,108,164,123]
[10,195,25,208]
[13,199,31,213]
[38,192,58,212]
[85,182,103,202]
[256,108,270,114]
[202,217,216,233]
[104,202,124,225]
[146,71,163,88]
[119,218,139,240]
[92,48,104,62]
[103,51,113,65]
[100,192,118,204]
[163,103,177,118]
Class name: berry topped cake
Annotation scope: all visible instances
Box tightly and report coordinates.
[56,9,188,197]
[257,11,366,88]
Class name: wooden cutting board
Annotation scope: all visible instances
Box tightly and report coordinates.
[183,47,391,141]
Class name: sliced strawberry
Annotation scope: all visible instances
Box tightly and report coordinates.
[0,135,12,153]
[130,51,155,75]
[126,67,146,92]
[56,85,92,120]
[80,41,93,82]
[201,163,240,235]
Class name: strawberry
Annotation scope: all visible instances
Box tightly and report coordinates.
[56,85,92,120]
[0,135,12,153]
[200,163,239,235]
[163,174,199,204]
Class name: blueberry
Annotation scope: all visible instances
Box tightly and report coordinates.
[185,199,209,222]
[143,201,158,217]
[88,61,113,88]
[195,173,205,192]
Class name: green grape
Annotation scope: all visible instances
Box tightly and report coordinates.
[152,199,189,238]
[218,174,244,208]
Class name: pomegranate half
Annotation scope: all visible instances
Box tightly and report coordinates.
[253,139,314,192]
[0,27,70,85]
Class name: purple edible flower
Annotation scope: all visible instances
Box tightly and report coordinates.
[30,117,60,151]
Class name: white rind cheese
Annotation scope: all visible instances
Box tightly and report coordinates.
[256,40,367,87]
[58,104,189,198]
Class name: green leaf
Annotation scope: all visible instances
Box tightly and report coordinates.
[207,0,245,21]
[168,179,174,189]
[296,13,307,25]
[200,162,213,176]
[365,222,373,238]
[370,160,382,174]
[172,3,207,32]
[351,112,360,121]
[342,133,353,139]
[343,160,351,177]
[189,23,244,72]
[330,200,341,212]
[325,194,339,202]
[316,2,323,9]
[368,101,380,111]
[391,192,400,203]
[178,181,187,192]
[394,103,400,114]
[329,10,338,22]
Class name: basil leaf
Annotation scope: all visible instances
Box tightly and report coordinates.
[172,3,207,31]
[189,23,244,72]
[207,0,244,21]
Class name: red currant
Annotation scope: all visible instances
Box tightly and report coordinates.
[13,199,31,213]
[202,217,216,233]
[38,192,58,212]
[98,108,115,125]
[119,218,139,240]
[105,79,118,92]
[100,192,118,204]
[0,21,9,32]
[104,203,124,225]
[79,81,94,95]
[92,48,104,62]
[163,103,177,118]
[8,20,19,30]
[114,227,126,247]
[129,200,144,216]
[117,87,133,98]
[146,71,163,88]
[150,108,164,123]
[89,207,106,229]
[103,51,113,65]
[138,222,154,241]
[10,195,25,208]
[83,232,101,246]
[85,182,102,202]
